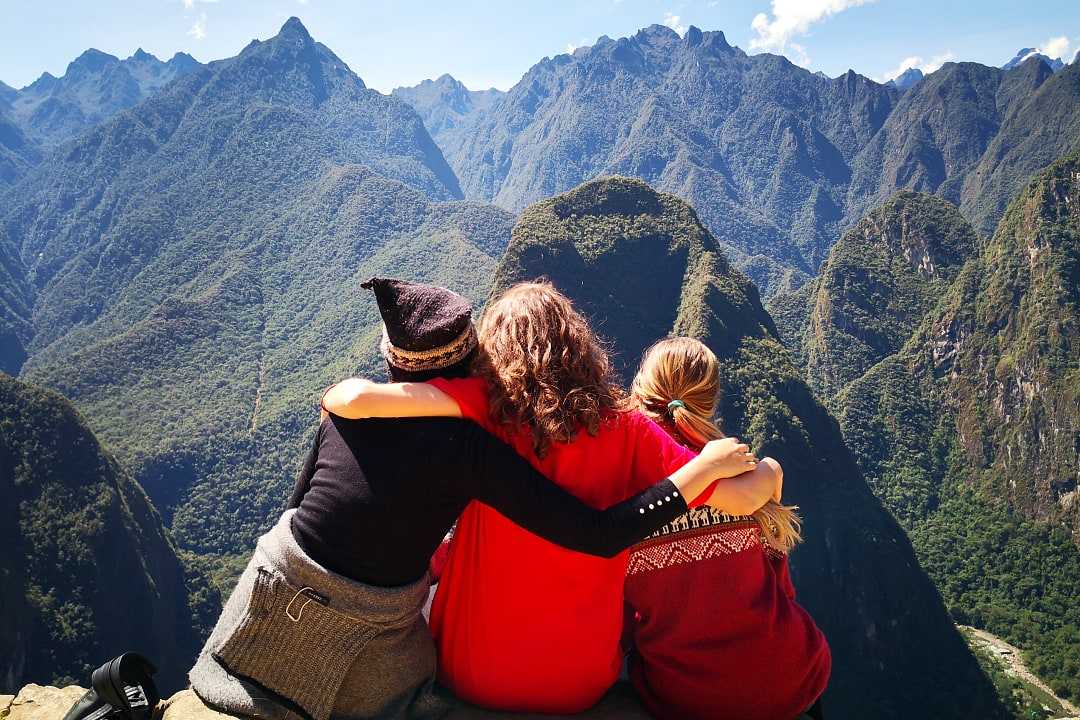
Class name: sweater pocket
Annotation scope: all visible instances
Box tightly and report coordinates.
[214,567,379,720]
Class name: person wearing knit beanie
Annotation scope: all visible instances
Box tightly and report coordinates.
[361,277,478,383]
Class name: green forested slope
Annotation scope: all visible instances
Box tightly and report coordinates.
[3,18,511,554]
[493,176,1005,720]
[833,153,1080,700]
[0,374,219,693]
[801,192,979,405]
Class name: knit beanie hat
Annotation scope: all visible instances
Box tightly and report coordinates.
[362,277,478,376]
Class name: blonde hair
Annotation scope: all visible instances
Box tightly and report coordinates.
[631,337,803,554]
[472,280,626,458]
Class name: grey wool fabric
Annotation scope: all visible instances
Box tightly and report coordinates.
[189,511,449,720]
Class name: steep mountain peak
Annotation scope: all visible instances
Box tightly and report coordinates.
[24,71,58,92]
[278,15,314,44]
[128,47,156,62]
[634,23,681,44]
[887,67,924,91]
[1003,47,1065,72]
[804,191,979,403]
[66,48,119,76]
[167,51,200,70]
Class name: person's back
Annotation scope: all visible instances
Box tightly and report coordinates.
[624,337,830,720]
[428,377,695,713]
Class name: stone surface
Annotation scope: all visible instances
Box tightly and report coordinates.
[2,685,85,719]
[9,684,650,720]
[159,690,231,719]
[157,686,650,720]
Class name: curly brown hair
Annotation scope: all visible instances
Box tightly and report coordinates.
[472,280,626,457]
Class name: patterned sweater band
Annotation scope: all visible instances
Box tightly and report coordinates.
[380,323,479,372]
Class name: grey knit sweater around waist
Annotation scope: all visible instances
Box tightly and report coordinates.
[189,511,448,720]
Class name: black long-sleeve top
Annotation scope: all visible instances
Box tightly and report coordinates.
[287,416,689,587]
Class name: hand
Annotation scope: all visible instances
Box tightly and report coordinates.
[761,457,783,502]
[697,437,758,478]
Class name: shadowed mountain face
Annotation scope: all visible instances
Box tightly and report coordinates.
[0,374,219,693]
[494,176,1005,719]
[2,18,509,554]
[786,156,1080,701]
[0,107,41,187]
[3,47,201,150]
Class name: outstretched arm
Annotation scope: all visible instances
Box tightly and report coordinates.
[463,426,763,558]
[321,378,462,419]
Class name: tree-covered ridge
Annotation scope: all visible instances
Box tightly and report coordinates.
[1,47,201,151]
[836,152,1080,701]
[802,192,979,405]
[20,167,512,555]
[497,175,1005,720]
[0,373,219,693]
[0,17,510,554]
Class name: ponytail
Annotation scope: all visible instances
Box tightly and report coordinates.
[632,337,803,553]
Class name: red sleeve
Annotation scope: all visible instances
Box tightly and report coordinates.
[428,377,492,428]
[627,411,718,507]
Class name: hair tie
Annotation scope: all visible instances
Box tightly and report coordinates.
[667,399,685,413]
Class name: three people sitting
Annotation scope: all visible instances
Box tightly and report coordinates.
[188,277,828,720]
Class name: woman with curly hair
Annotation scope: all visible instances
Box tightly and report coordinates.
[322,280,782,714]
[624,337,830,720]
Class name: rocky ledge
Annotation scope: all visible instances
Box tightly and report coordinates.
[1,684,651,719]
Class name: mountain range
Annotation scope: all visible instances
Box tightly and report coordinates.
[1,15,1078,716]
[394,28,1080,295]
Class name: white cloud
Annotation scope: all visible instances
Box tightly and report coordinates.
[877,51,954,82]
[187,12,207,40]
[663,12,688,37]
[182,0,218,8]
[564,37,588,55]
[750,0,874,64]
[1040,35,1071,61]
[920,51,954,74]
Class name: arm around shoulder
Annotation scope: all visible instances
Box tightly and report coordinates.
[322,378,463,419]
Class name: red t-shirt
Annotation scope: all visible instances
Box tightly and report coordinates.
[427,377,696,713]
[625,431,831,720]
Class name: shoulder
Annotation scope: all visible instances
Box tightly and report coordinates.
[428,376,491,424]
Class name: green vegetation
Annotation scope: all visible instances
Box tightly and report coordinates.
[802,191,978,404]
[3,19,510,555]
[0,373,219,693]
[832,152,1080,703]
[498,175,1006,719]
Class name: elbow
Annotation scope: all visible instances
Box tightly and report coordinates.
[333,378,374,419]
[596,543,623,559]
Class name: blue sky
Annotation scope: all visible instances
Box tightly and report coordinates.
[3,1,1079,93]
